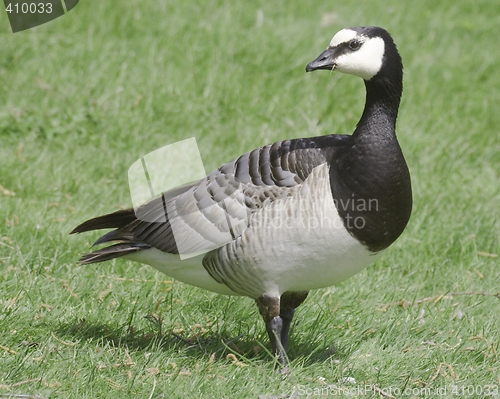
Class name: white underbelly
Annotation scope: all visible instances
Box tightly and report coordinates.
[248,225,378,295]
[126,250,240,296]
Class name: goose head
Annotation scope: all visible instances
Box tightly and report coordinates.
[306,26,400,82]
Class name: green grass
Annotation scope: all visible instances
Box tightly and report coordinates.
[1,0,499,397]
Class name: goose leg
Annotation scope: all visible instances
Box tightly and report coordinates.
[256,295,288,367]
[256,291,309,371]
[279,291,309,353]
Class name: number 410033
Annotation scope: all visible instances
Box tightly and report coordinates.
[5,3,53,14]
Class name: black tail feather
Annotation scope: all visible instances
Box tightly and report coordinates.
[71,208,151,264]
[70,208,136,234]
[78,242,151,265]
[92,228,136,247]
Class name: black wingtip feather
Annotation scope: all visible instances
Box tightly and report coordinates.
[70,208,136,235]
[91,228,134,247]
[78,242,151,265]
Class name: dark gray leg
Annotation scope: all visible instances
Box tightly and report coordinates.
[256,295,288,367]
[278,307,295,354]
[265,316,286,366]
[256,291,309,371]
[280,291,309,354]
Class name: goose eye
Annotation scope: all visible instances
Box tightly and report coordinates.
[349,40,361,51]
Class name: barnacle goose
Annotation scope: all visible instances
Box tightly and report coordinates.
[71,26,412,370]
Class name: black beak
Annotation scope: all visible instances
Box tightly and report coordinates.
[306,47,337,72]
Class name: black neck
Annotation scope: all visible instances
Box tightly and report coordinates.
[354,75,402,139]
[330,71,412,252]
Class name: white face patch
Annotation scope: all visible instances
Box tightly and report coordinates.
[329,29,358,48]
[329,31,385,81]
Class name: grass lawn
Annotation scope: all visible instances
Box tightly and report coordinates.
[1,0,499,397]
